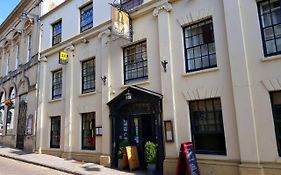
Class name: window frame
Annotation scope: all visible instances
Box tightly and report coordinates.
[123,41,148,85]
[270,91,281,156]
[81,58,95,94]
[80,3,93,33]
[257,0,281,57]
[50,116,61,149]
[183,18,217,72]
[189,98,227,155]
[81,112,96,150]
[120,0,144,11]
[52,69,62,100]
[52,20,62,46]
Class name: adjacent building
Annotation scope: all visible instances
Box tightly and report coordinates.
[0,0,41,152]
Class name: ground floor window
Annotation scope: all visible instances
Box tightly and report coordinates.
[50,116,60,148]
[82,112,96,150]
[270,91,281,156]
[189,98,226,155]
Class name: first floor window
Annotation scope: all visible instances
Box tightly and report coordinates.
[6,87,15,131]
[52,69,62,99]
[50,116,60,148]
[123,41,148,84]
[82,112,96,150]
[183,18,217,72]
[0,92,4,132]
[258,0,281,56]
[189,98,226,155]
[270,91,281,156]
[52,20,62,46]
[80,3,93,32]
[82,59,95,93]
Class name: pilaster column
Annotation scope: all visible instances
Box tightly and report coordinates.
[223,0,261,174]
[153,1,178,157]
[98,30,111,167]
[36,56,47,153]
[63,45,75,159]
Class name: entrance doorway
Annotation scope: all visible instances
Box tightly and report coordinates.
[16,95,27,149]
[108,86,164,174]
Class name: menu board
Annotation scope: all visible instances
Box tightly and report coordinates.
[176,142,200,175]
[126,146,140,171]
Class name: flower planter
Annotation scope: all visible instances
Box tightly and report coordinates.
[147,164,156,175]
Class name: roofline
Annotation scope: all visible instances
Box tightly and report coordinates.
[0,0,29,34]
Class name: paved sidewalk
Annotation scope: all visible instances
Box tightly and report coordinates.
[0,146,145,175]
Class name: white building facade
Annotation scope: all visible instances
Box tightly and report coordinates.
[37,0,281,175]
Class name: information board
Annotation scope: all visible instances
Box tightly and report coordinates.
[176,142,200,175]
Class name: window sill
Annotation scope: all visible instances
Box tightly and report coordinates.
[196,153,228,161]
[182,67,219,77]
[79,91,96,97]
[49,98,63,103]
[121,80,150,89]
[261,54,281,62]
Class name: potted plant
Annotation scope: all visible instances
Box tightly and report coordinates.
[118,140,129,170]
[145,141,157,174]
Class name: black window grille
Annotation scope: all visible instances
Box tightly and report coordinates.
[183,18,217,72]
[80,3,93,32]
[52,69,62,99]
[257,0,281,56]
[82,59,95,93]
[270,91,281,156]
[52,21,62,46]
[50,116,60,148]
[121,0,143,11]
[123,41,148,84]
[82,112,96,150]
[189,98,226,155]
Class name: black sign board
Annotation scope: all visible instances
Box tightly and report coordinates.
[176,142,200,175]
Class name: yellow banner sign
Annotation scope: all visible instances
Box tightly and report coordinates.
[59,51,68,64]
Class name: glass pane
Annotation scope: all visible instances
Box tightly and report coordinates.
[274,24,281,37]
[186,38,192,48]
[266,40,277,54]
[201,44,208,56]
[260,1,270,14]
[195,58,202,69]
[264,27,274,40]
[188,60,195,70]
[272,92,281,105]
[272,9,281,25]
[213,99,222,110]
[202,56,209,68]
[187,48,194,59]
[194,46,201,58]
[277,38,281,51]
[209,54,217,66]
[262,14,272,27]
[208,43,216,54]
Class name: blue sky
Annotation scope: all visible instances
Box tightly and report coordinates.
[0,0,20,25]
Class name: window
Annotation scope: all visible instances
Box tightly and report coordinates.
[6,55,9,76]
[6,87,15,131]
[52,21,62,46]
[183,18,217,72]
[27,35,32,61]
[0,92,5,132]
[121,0,143,11]
[52,69,62,99]
[82,112,96,150]
[258,0,281,56]
[82,59,95,93]
[123,41,148,84]
[15,44,19,68]
[80,3,93,32]
[50,116,60,148]
[189,98,226,155]
[270,91,281,156]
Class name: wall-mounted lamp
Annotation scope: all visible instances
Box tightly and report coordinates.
[161,60,168,72]
[101,76,107,85]
[125,90,132,100]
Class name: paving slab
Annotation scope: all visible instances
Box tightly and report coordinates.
[0,146,146,175]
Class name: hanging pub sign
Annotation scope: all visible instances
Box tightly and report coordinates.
[59,51,68,65]
[111,6,131,41]
[176,142,200,175]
